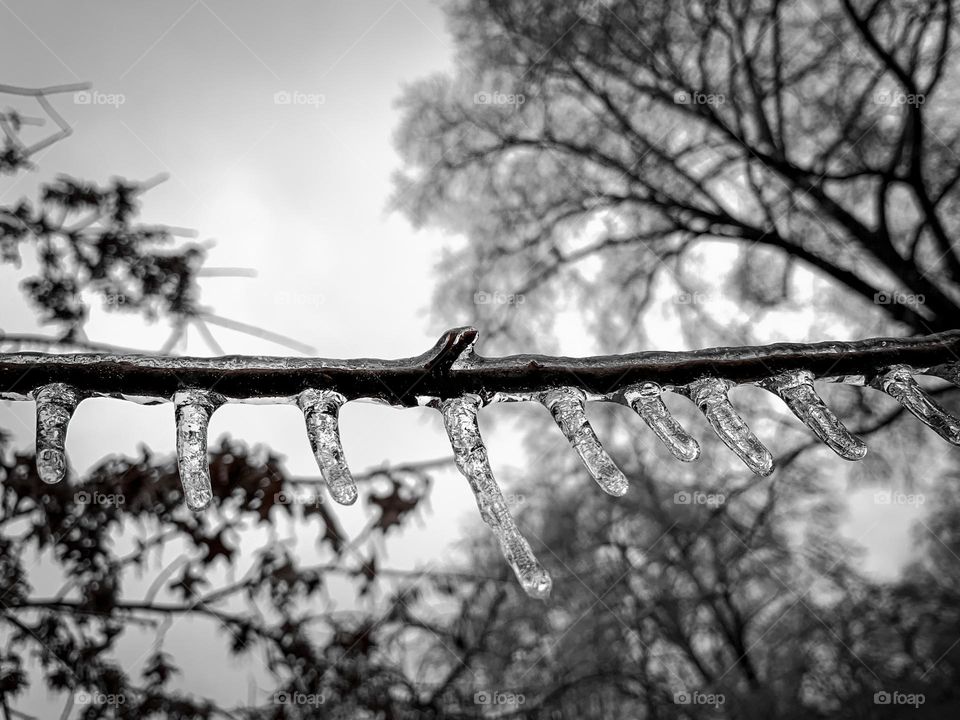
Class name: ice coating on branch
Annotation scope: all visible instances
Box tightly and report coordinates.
[298,389,357,505]
[543,387,628,496]
[33,384,82,484]
[760,370,867,460]
[441,395,552,599]
[878,366,960,445]
[174,390,223,511]
[622,382,701,462]
[686,378,775,475]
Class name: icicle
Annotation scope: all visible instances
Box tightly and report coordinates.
[33,383,82,484]
[760,370,867,460]
[440,395,552,599]
[878,366,960,445]
[543,387,629,497]
[686,377,774,475]
[298,389,357,505]
[622,382,701,462]
[174,390,223,511]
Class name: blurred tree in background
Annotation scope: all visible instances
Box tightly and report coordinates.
[389,0,960,717]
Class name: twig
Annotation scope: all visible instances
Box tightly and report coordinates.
[1,327,958,404]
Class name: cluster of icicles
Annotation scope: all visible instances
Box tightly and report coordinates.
[31,364,960,600]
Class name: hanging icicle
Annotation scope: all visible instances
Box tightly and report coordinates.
[877,366,960,445]
[174,390,223,511]
[543,387,629,497]
[760,370,867,460]
[298,389,357,505]
[33,383,82,484]
[622,382,701,462]
[685,377,775,475]
[440,394,552,600]
[2,329,960,544]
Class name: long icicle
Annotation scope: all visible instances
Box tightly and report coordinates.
[543,387,629,497]
[33,383,82,484]
[440,395,552,599]
[877,366,960,445]
[298,389,357,505]
[174,390,223,511]
[686,377,774,475]
[622,382,701,462]
[760,370,867,460]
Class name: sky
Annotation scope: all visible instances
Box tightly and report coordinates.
[0,1,942,714]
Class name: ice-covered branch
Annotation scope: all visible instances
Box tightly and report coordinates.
[4,327,960,598]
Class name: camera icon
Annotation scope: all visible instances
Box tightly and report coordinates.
[474,691,491,704]
[474,92,492,105]
[673,90,690,105]
[674,691,691,704]
[473,291,491,304]
[274,691,290,704]
[874,491,891,505]
[74,491,90,505]
[274,91,291,105]
[274,492,290,505]
[874,691,891,704]
[75,691,91,705]
[873,291,891,304]
[73,91,91,105]
[674,491,691,505]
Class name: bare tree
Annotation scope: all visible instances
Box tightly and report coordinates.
[393,0,960,349]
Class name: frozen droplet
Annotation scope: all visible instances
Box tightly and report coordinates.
[686,378,774,475]
[543,387,629,497]
[33,384,82,484]
[174,390,223,511]
[878,366,960,445]
[623,382,701,462]
[760,370,866,460]
[298,389,357,505]
[441,395,552,599]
